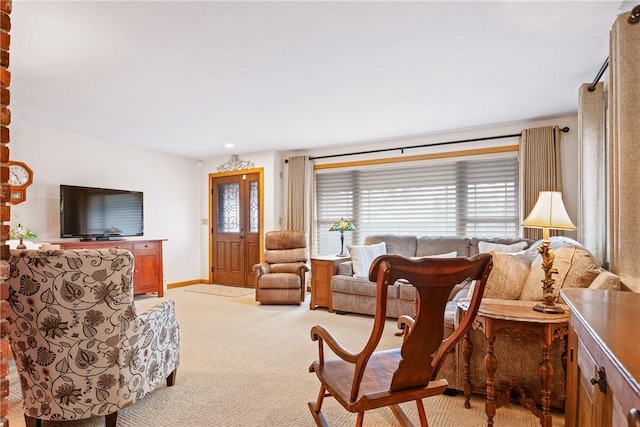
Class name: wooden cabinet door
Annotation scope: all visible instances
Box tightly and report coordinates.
[569,332,612,427]
[132,242,163,296]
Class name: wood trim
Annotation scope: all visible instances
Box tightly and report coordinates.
[167,279,204,289]
[313,145,518,171]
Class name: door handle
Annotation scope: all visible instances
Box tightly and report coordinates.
[590,366,607,393]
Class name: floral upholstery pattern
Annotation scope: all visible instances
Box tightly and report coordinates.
[7,249,180,423]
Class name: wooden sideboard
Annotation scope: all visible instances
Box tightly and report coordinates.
[562,288,640,427]
[57,239,165,297]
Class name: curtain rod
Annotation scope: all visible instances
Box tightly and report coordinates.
[588,57,609,92]
[304,127,570,162]
[587,5,639,92]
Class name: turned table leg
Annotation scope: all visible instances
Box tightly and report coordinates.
[538,340,553,427]
[485,334,497,427]
[463,329,473,409]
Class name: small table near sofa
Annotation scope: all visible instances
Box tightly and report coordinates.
[460,299,569,427]
[310,255,349,311]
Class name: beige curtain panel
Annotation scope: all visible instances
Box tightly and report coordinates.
[286,156,311,233]
[608,10,640,291]
[578,82,606,266]
[519,125,564,240]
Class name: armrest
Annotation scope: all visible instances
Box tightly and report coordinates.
[588,269,621,291]
[310,324,358,364]
[336,261,354,276]
[252,262,270,277]
[298,263,310,274]
[132,300,180,376]
[397,315,415,340]
[136,300,180,333]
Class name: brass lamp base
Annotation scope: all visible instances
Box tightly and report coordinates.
[533,303,565,314]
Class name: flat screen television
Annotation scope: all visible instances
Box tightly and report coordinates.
[60,184,144,240]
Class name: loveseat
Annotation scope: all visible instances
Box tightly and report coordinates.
[329,234,621,408]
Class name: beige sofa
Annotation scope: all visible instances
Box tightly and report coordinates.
[329,234,621,408]
[331,234,532,318]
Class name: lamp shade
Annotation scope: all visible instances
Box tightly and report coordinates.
[9,224,37,240]
[522,191,576,236]
[329,218,355,232]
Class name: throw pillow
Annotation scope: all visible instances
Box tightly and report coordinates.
[482,251,532,299]
[519,245,601,302]
[348,242,387,278]
[479,240,529,254]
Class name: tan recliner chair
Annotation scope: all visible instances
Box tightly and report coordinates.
[253,230,309,305]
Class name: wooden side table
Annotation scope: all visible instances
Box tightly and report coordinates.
[309,255,348,311]
[460,300,569,427]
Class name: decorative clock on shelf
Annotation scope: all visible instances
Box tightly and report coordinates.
[7,160,33,205]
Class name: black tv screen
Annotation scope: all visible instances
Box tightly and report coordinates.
[60,185,144,240]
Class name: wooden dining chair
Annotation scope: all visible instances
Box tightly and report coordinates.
[308,253,493,427]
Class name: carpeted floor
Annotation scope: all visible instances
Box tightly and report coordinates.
[183,283,255,298]
[7,285,565,426]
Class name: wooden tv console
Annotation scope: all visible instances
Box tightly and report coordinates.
[57,239,165,297]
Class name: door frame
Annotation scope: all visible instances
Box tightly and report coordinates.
[208,167,264,285]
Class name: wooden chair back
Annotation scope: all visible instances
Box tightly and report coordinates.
[366,254,493,395]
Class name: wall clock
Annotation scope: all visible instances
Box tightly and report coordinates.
[7,160,33,205]
[8,161,33,188]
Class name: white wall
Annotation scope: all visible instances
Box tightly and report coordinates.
[10,122,202,286]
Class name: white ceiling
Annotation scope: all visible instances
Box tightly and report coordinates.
[9,1,633,160]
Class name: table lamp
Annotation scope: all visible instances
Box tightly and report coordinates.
[10,224,37,249]
[329,218,355,257]
[521,191,576,313]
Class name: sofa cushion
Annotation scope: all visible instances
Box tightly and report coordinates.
[416,236,471,257]
[364,235,416,257]
[470,237,532,256]
[478,240,529,254]
[398,282,416,301]
[483,251,531,299]
[331,275,400,299]
[348,242,387,278]
[519,245,601,301]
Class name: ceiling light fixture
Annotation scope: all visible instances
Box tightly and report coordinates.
[223,142,234,149]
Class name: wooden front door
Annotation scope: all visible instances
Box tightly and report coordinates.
[210,170,262,287]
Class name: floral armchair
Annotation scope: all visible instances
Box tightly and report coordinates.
[6,249,180,427]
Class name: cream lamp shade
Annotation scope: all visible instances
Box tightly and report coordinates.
[521,191,576,240]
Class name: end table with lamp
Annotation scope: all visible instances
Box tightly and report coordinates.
[328,217,355,257]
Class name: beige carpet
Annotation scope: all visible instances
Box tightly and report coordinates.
[183,283,254,298]
[7,286,564,426]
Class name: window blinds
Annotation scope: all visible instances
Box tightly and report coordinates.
[315,154,519,256]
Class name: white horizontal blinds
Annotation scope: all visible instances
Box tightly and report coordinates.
[316,171,355,256]
[462,157,519,236]
[315,154,518,255]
